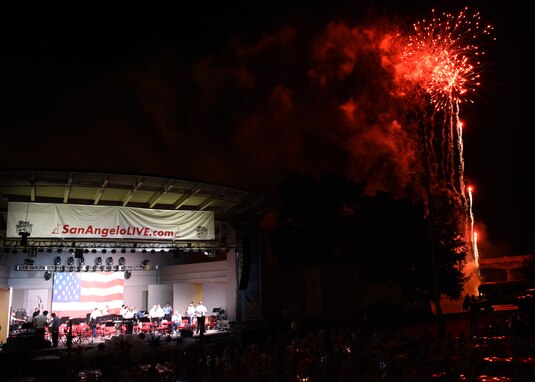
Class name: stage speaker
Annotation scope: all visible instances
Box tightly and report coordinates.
[237,227,254,290]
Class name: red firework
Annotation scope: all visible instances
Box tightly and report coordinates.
[399,7,494,110]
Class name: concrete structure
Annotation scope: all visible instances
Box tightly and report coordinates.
[0,171,269,343]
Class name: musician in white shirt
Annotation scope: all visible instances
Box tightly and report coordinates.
[186,302,196,329]
[195,301,208,334]
[171,311,182,333]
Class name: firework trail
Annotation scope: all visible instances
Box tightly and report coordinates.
[396,7,494,258]
[467,185,479,266]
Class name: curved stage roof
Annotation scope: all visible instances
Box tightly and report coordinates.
[0,170,271,250]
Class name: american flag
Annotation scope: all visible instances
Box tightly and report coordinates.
[51,272,124,319]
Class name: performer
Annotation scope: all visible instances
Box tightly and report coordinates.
[33,310,49,340]
[186,302,196,330]
[89,307,101,338]
[195,301,208,335]
[163,302,173,321]
[49,312,61,347]
[171,310,182,333]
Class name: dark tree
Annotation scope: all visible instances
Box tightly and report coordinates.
[269,172,470,313]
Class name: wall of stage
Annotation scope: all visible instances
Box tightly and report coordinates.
[4,249,238,323]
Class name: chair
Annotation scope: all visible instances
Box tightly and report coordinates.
[177,319,189,331]
[140,320,154,334]
[101,321,117,338]
[156,320,172,334]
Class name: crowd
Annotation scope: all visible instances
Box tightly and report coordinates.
[5,305,535,381]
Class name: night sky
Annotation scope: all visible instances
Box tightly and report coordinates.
[1,1,531,256]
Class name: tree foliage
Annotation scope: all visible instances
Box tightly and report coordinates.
[269,172,469,305]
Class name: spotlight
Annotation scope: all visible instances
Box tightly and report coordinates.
[150,249,156,253]
[79,256,85,265]
[101,249,107,254]
[121,248,126,254]
[95,256,102,265]
[84,249,89,254]
[44,271,52,281]
[111,249,116,254]
[69,248,75,254]
[46,248,52,253]
[130,249,136,253]
[106,257,113,266]
[57,248,62,253]
[118,257,126,266]
[54,256,61,266]
[68,257,75,266]
[91,249,97,253]
[141,259,150,266]
[124,270,131,279]
[142,249,147,254]
[204,250,216,258]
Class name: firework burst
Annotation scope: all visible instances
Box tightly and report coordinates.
[395,7,493,270]
[399,7,494,110]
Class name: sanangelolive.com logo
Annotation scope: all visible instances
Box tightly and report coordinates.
[16,220,33,236]
[196,226,208,239]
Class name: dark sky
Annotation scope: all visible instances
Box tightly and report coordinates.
[1,1,532,256]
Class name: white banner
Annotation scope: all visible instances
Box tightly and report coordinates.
[7,202,215,240]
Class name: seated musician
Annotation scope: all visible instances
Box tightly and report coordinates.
[171,310,182,333]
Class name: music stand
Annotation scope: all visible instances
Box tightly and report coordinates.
[60,317,70,324]
[138,316,150,323]
[21,322,34,330]
[212,307,221,313]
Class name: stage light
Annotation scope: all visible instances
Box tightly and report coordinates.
[24,258,35,265]
[106,257,113,265]
[84,249,89,254]
[54,256,61,266]
[91,249,97,254]
[57,248,62,253]
[68,257,75,266]
[142,249,147,254]
[101,249,107,254]
[121,248,126,254]
[130,249,136,253]
[95,256,102,265]
[141,259,150,266]
[118,257,126,265]
[124,270,131,279]
[111,249,116,254]
[44,271,52,281]
[79,256,85,265]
